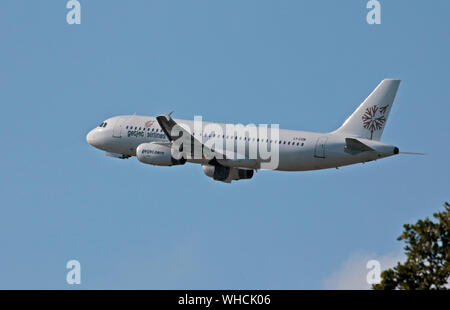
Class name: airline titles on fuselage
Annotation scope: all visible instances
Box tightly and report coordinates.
[127,129,166,140]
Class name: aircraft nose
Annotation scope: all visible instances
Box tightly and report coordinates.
[86,130,96,146]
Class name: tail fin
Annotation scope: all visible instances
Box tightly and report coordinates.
[333,79,401,141]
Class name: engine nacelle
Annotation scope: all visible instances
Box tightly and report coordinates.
[202,164,254,183]
[136,142,186,166]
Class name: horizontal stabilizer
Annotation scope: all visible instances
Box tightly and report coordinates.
[345,138,374,152]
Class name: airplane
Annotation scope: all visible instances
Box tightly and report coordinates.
[86,79,411,183]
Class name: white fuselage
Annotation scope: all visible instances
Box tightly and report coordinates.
[86,115,398,172]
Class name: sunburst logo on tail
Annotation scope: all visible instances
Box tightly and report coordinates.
[362,104,389,139]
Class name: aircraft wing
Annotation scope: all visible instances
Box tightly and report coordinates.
[155,112,227,161]
[156,112,261,169]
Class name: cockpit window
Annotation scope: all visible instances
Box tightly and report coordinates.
[103,122,107,127]
[99,122,104,127]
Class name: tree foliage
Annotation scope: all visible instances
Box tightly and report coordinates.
[373,202,450,290]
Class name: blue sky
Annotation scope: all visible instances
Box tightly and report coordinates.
[0,1,448,289]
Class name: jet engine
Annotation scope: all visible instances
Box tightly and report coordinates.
[202,164,254,183]
[136,142,186,166]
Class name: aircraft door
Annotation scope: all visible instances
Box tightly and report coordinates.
[113,118,126,138]
[314,137,327,158]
